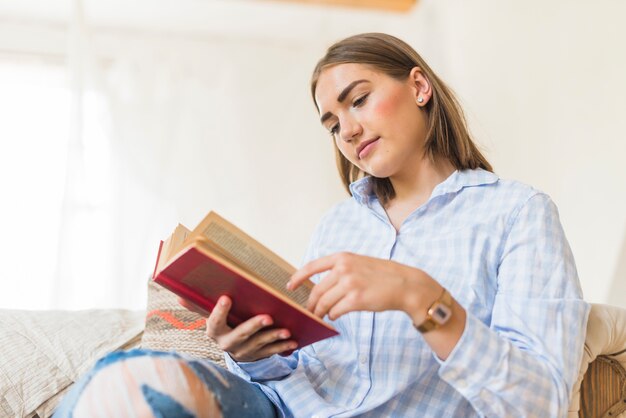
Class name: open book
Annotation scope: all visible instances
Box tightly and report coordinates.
[153,211,338,349]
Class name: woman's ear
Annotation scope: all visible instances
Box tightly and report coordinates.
[409,67,432,107]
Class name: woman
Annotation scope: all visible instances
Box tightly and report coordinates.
[54,33,589,418]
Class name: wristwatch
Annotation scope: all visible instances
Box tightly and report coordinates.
[415,287,453,333]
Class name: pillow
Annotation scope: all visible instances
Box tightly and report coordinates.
[30,335,142,418]
[0,309,144,418]
[141,279,226,367]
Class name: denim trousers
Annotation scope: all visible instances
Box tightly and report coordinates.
[52,349,278,418]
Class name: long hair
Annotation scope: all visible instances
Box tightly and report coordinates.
[310,33,493,205]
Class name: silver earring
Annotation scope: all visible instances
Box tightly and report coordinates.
[418,97,424,103]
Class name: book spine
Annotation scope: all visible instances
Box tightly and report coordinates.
[152,240,164,279]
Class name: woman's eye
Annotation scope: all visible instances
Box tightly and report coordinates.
[352,93,369,107]
[329,123,340,135]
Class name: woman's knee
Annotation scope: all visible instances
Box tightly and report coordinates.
[72,351,222,418]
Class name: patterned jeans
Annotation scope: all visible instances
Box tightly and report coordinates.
[52,349,278,418]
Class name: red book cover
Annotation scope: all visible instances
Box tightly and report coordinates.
[153,241,338,349]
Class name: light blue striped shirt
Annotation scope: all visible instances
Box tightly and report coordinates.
[225,169,589,417]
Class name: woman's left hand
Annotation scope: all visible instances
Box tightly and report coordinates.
[286,252,441,321]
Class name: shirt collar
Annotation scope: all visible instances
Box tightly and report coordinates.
[349,168,499,205]
[349,176,377,205]
[431,168,499,198]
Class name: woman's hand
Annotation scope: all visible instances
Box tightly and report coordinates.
[287,252,467,360]
[286,252,442,322]
[178,296,298,362]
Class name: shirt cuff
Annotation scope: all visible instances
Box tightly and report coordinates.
[224,352,297,382]
[436,312,495,401]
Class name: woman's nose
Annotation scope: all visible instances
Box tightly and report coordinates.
[339,118,362,142]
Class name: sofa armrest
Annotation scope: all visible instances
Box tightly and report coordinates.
[569,304,626,418]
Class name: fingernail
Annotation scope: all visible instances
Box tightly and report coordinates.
[289,343,297,349]
[285,281,292,290]
[262,318,271,326]
[219,297,227,306]
[280,332,290,339]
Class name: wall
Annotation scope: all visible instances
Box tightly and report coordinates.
[0,0,623,308]
[428,1,626,305]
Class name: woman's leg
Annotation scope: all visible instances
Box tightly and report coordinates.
[53,349,277,418]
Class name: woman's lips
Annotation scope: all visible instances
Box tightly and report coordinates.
[358,138,379,160]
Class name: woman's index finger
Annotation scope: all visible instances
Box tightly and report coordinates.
[287,254,337,290]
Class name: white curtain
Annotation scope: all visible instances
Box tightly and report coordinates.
[0,57,71,310]
[13,0,341,311]
[52,1,234,310]
[52,0,117,309]
[0,3,252,310]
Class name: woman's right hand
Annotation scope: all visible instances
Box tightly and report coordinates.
[178,295,298,362]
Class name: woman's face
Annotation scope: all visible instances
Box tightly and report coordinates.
[314,63,431,180]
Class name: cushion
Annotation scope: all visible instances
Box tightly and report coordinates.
[0,309,144,418]
[140,279,226,367]
[569,303,626,418]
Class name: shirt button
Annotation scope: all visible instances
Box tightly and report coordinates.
[359,355,368,365]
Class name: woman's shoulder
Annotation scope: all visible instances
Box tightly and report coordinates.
[466,170,560,224]
[444,169,559,230]
[317,196,363,226]
[462,169,550,203]
[302,197,366,258]
[494,174,553,206]
[306,195,378,242]
[494,176,541,200]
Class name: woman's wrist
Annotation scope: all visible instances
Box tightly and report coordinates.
[400,268,444,325]
[400,268,467,360]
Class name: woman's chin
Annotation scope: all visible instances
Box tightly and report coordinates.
[362,165,395,179]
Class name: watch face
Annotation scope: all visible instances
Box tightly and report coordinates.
[431,303,452,325]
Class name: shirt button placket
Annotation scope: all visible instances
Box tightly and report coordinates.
[358,312,373,381]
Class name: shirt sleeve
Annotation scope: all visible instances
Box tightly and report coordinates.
[437,192,590,417]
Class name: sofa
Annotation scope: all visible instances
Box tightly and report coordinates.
[1,280,625,418]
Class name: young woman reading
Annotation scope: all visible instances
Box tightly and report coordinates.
[54,33,589,418]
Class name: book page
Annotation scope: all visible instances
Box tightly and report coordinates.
[156,224,191,273]
[167,224,192,261]
[191,212,311,307]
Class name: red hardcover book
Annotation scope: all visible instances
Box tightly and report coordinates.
[153,211,338,349]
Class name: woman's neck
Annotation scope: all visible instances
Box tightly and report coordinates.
[387,156,456,207]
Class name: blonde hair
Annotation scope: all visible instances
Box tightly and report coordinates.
[310,33,493,204]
